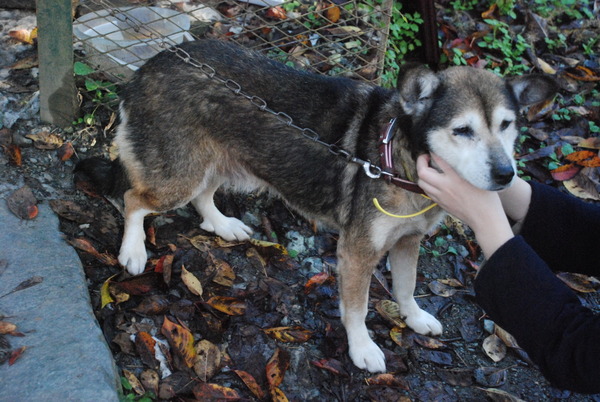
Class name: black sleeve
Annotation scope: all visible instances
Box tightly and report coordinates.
[519,181,600,276]
[474,237,600,394]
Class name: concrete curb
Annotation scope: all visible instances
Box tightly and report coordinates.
[0,202,119,401]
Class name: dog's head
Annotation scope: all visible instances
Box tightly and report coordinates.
[399,66,557,191]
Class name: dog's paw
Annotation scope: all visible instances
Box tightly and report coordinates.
[118,245,148,275]
[348,339,386,373]
[405,309,443,336]
[201,216,252,241]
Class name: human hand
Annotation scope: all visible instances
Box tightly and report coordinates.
[416,153,514,258]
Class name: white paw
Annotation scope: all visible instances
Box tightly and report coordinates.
[348,338,386,373]
[201,216,252,241]
[119,243,147,275]
[405,309,443,336]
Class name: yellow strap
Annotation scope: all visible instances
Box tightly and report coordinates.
[373,197,438,219]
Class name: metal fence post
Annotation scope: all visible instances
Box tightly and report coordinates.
[37,0,77,127]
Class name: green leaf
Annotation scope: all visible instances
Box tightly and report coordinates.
[74,61,95,76]
[121,376,133,391]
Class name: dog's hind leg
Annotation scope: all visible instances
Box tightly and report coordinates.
[119,189,155,275]
[389,234,443,335]
[191,178,253,242]
[337,233,387,373]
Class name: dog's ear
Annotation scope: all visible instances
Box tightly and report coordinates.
[507,74,558,106]
[397,63,440,117]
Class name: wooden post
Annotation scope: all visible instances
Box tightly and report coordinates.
[37,0,77,127]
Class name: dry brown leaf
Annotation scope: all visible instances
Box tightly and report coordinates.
[478,387,526,402]
[0,321,17,335]
[494,325,520,349]
[6,186,38,220]
[140,369,159,396]
[264,326,313,343]
[206,296,246,316]
[4,144,22,166]
[428,280,458,297]
[375,300,407,328]
[123,369,146,395]
[193,339,222,381]
[26,131,63,150]
[193,382,241,401]
[161,316,195,369]
[181,265,203,297]
[482,334,506,362]
[8,27,37,44]
[209,254,236,287]
[266,348,290,389]
[557,272,600,293]
[365,373,410,389]
[564,174,600,201]
[234,369,266,399]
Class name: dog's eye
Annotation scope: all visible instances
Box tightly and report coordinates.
[500,120,513,131]
[452,126,473,137]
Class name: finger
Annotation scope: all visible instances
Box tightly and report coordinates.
[416,153,431,172]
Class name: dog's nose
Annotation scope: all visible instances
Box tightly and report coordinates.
[492,165,515,186]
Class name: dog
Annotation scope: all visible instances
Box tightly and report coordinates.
[75,39,557,373]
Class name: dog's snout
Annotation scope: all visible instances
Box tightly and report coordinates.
[492,164,515,186]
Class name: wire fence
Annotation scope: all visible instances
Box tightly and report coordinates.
[73,0,394,89]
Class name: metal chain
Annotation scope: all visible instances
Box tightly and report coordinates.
[95,1,394,180]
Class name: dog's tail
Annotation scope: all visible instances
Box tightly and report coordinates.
[74,157,130,211]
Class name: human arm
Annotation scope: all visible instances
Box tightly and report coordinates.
[415,153,514,259]
[475,238,600,393]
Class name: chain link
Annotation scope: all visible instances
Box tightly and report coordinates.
[96,1,389,179]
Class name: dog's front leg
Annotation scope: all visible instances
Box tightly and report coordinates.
[389,234,443,335]
[337,235,386,373]
[119,189,153,275]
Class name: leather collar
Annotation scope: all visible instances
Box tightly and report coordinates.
[377,118,426,195]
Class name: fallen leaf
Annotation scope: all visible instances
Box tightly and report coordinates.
[564,65,600,82]
[114,272,164,295]
[10,54,38,70]
[57,141,75,161]
[193,339,222,381]
[8,28,36,44]
[0,276,43,299]
[474,366,507,387]
[123,369,145,395]
[428,280,458,297]
[181,265,203,297]
[132,294,171,315]
[193,383,240,400]
[135,332,159,370]
[565,150,600,167]
[437,368,473,386]
[6,186,38,220]
[310,358,348,377]
[557,272,600,293]
[25,131,63,150]
[564,174,600,201]
[536,57,557,75]
[324,3,340,22]
[249,238,289,258]
[412,332,447,350]
[108,283,130,304]
[304,272,334,294]
[365,373,409,389]
[100,274,118,308]
[264,326,313,343]
[376,300,407,328]
[8,346,26,365]
[49,199,93,222]
[206,296,246,316]
[140,369,159,396]
[578,137,600,149]
[209,254,236,287]
[3,144,22,166]
[67,237,118,266]
[478,387,526,402]
[161,316,195,369]
[266,348,290,389]
[0,321,17,335]
[390,326,413,348]
[234,369,266,399]
[550,163,581,181]
[265,6,286,20]
[482,334,506,362]
[187,234,242,251]
[494,325,520,349]
[270,386,289,402]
